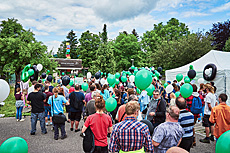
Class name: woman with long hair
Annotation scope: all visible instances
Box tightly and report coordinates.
[48,87,69,140]
[100,84,110,101]
[15,87,25,121]
[82,95,113,153]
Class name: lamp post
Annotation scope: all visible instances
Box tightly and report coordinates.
[131,59,134,66]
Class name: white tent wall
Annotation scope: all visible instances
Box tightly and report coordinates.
[165,50,230,105]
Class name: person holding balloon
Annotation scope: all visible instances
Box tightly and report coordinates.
[82,95,113,153]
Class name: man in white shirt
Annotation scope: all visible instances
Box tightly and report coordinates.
[200,84,216,143]
[28,81,37,95]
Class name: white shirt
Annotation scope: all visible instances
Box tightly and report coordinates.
[204,92,216,115]
[28,85,34,95]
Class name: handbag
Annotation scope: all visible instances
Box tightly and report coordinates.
[51,95,66,124]
[83,126,95,153]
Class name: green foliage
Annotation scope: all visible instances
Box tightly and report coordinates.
[152,32,215,70]
[57,30,78,58]
[223,38,230,52]
[113,33,144,71]
[78,30,100,68]
[0,18,57,81]
[91,41,116,74]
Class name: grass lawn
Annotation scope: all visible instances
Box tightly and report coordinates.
[0,83,68,117]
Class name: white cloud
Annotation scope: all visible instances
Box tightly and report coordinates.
[44,40,61,54]
[182,11,210,18]
[210,2,230,12]
[92,0,159,22]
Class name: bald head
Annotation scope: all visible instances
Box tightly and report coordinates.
[167,106,180,120]
[166,147,189,153]
[176,97,187,109]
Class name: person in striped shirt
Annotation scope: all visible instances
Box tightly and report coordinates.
[176,97,194,152]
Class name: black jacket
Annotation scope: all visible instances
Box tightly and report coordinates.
[154,98,166,124]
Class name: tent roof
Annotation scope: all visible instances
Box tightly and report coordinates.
[166,50,230,73]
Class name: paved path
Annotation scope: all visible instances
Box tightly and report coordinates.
[0,117,215,153]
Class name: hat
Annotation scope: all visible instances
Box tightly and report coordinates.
[167,81,171,84]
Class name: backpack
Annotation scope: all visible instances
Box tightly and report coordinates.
[191,96,203,114]
[83,126,95,153]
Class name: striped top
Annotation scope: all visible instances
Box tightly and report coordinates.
[178,109,194,138]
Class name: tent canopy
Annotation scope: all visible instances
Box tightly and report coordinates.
[166,50,230,105]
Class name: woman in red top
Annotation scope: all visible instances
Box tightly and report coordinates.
[15,87,24,121]
[82,95,113,153]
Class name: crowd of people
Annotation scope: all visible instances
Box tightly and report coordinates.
[14,75,230,153]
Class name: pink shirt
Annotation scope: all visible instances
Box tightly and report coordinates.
[85,92,92,103]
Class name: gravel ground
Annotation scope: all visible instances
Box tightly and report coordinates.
[0,116,215,153]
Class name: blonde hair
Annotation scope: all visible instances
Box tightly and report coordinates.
[125,101,140,115]
[204,84,214,94]
[52,87,59,98]
[22,89,27,95]
[170,93,176,99]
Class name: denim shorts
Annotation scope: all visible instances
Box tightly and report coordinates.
[44,106,51,117]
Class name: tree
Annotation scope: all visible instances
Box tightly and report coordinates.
[141,18,190,67]
[113,33,144,71]
[100,24,108,43]
[0,18,57,81]
[223,38,230,52]
[57,30,78,58]
[78,30,100,69]
[210,20,230,51]
[91,41,116,74]
[132,29,139,39]
[152,32,214,70]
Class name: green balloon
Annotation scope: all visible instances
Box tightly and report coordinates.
[184,76,191,83]
[146,84,155,96]
[115,72,120,79]
[176,73,183,82]
[175,91,181,98]
[121,75,127,82]
[154,70,160,77]
[131,65,135,70]
[112,94,115,98]
[128,71,132,76]
[111,83,116,88]
[104,72,107,75]
[135,70,152,90]
[82,82,88,91]
[164,83,168,88]
[62,72,65,76]
[69,79,74,86]
[134,69,138,75]
[105,97,117,112]
[115,79,120,85]
[107,75,116,86]
[189,65,194,70]
[47,70,50,73]
[216,130,230,153]
[180,83,193,98]
[136,88,141,94]
[101,72,103,76]
[0,137,28,153]
[28,69,34,76]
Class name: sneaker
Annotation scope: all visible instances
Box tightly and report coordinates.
[20,119,25,122]
[61,135,67,140]
[54,137,58,140]
[200,138,210,143]
[42,131,47,135]
[70,128,73,131]
[16,119,19,122]
[30,132,35,135]
[46,123,48,126]
[75,129,80,132]
[210,135,214,141]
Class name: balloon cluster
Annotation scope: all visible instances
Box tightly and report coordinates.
[21,64,34,82]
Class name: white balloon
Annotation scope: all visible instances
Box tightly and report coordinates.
[100,78,106,85]
[165,84,173,94]
[198,78,205,84]
[87,72,92,79]
[129,75,135,83]
[0,79,10,102]
[37,64,43,71]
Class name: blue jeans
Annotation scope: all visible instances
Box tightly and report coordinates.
[44,106,51,117]
[31,112,47,134]
[16,107,23,120]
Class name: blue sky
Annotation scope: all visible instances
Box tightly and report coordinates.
[0,0,230,53]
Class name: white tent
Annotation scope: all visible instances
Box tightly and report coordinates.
[165,50,230,105]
